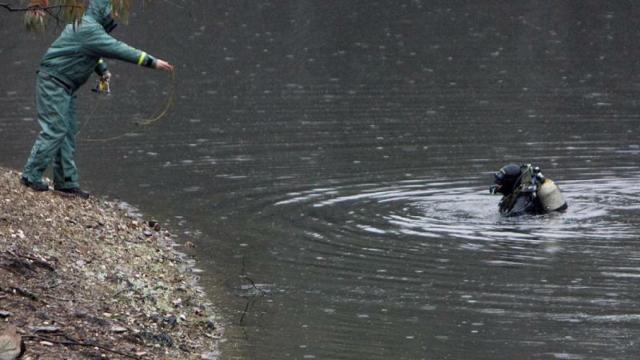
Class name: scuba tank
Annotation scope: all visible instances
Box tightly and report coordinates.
[537,179,567,212]
[528,165,568,212]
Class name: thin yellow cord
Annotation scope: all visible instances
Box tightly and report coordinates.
[79,69,176,143]
[134,69,176,127]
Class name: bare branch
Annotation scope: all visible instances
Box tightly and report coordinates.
[1,2,85,31]
[0,2,82,13]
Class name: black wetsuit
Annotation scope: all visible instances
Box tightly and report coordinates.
[498,190,545,217]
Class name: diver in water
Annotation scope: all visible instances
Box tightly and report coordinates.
[489,163,568,216]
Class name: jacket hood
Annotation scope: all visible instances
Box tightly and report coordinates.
[85,0,113,27]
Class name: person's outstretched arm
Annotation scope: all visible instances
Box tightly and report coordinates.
[82,29,173,72]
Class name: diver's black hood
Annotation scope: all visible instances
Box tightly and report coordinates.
[492,163,522,195]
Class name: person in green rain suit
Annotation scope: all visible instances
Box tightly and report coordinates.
[20,0,174,198]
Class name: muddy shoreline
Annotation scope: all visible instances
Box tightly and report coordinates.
[0,167,222,359]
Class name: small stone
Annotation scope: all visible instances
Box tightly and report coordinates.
[143,230,153,237]
[148,220,161,231]
[0,325,23,360]
[110,326,127,333]
[162,315,177,326]
[0,312,12,319]
[30,326,61,333]
[201,352,219,360]
[39,341,54,346]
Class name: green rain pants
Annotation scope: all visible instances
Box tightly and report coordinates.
[22,72,79,189]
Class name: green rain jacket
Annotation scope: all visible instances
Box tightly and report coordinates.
[38,0,156,92]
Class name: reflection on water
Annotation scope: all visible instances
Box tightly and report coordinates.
[2,1,640,359]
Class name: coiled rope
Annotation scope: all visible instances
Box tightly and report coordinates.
[78,69,176,143]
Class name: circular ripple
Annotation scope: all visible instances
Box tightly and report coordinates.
[276,175,640,245]
[258,174,640,359]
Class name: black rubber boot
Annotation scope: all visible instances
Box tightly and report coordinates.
[55,187,90,199]
[20,176,49,192]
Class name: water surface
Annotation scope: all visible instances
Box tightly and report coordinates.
[2,1,640,359]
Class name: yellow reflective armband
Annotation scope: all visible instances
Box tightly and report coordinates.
[137,52,147,66]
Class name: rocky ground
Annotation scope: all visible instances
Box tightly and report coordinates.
[0,167,221,359]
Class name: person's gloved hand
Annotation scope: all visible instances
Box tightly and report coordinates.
[155,59,174,72]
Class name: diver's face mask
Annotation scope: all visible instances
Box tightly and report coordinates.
[104,13,118,33]
[489,164,521,195]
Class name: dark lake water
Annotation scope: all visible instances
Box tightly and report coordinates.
[2,1,640,359]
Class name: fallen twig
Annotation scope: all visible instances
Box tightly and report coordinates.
[0,286,41,302]
[0,254,36,275]
[25,333,143,360]
[7,249,56,272]
[238,256,267,325]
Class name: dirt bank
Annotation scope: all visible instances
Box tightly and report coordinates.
[0,167,221,359]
